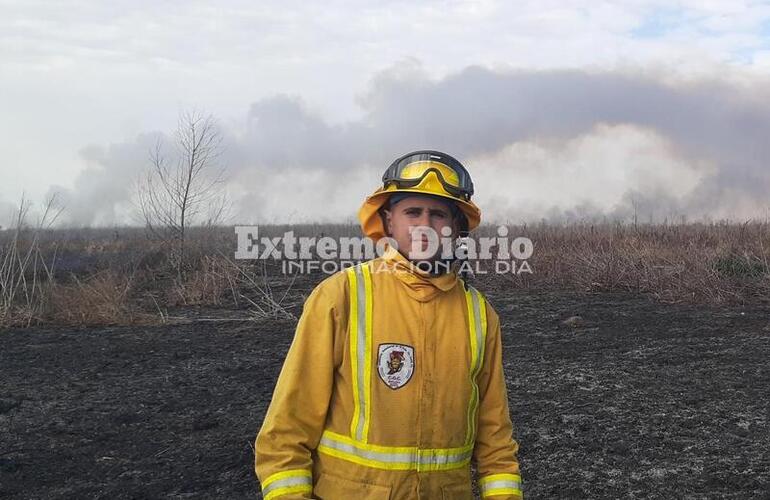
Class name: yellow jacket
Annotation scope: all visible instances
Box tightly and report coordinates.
[255,247,523,499]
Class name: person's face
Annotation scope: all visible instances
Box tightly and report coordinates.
[384,196,457,260]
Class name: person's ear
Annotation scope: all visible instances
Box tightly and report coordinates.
[383,209,393,236]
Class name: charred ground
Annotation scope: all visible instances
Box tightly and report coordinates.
[2,286,769,499]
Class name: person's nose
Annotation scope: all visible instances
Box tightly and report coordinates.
[415,212,431,228]
[430,218,447,234]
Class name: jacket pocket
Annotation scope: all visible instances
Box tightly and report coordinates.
[314,472,392,500]
[441,481,474,500]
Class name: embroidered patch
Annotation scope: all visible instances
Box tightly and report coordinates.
[377,343,415,390]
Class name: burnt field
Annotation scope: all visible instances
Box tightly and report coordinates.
[2,287,769,499]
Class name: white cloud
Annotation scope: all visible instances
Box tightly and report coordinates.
[1,0,770,223]
[471,124,710,223]
[39,64,770,226]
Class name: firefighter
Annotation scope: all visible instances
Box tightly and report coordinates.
[255,150,523,499]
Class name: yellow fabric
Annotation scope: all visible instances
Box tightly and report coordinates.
[480,473,523,498]
[317,429,474,472]
[358,172,482,241]
[261,470,313,500]
[255,247,522,499]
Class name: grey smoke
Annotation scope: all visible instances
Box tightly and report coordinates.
[51,64,770,226]
[48,133,164,226]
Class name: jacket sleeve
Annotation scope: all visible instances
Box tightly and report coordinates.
[255,283,342,500]
[473,302,524,499]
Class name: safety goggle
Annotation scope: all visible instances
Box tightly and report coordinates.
[382,151,474,200]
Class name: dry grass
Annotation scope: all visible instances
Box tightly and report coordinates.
[1,221,769,328]
[47,270,143,325]
[0,196,60,328]
[167,255,239,307]
[164,254,299,320]
[479,221,770,304]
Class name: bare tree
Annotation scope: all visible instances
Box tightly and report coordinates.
[136,110,229,279]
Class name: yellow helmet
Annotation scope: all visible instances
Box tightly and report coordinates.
[358,150,482,240]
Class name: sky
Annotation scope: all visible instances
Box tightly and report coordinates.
[2,0,770,226]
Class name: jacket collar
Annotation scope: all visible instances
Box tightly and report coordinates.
[377,245,459,302]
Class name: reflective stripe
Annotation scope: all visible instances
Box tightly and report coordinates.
[261,469,313,500]
[464,285,487,444]
[336,268,488,472]
[318,430,473,472]
[480,473,522,498]
[361,263,373,440]
[346,263,373,442]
